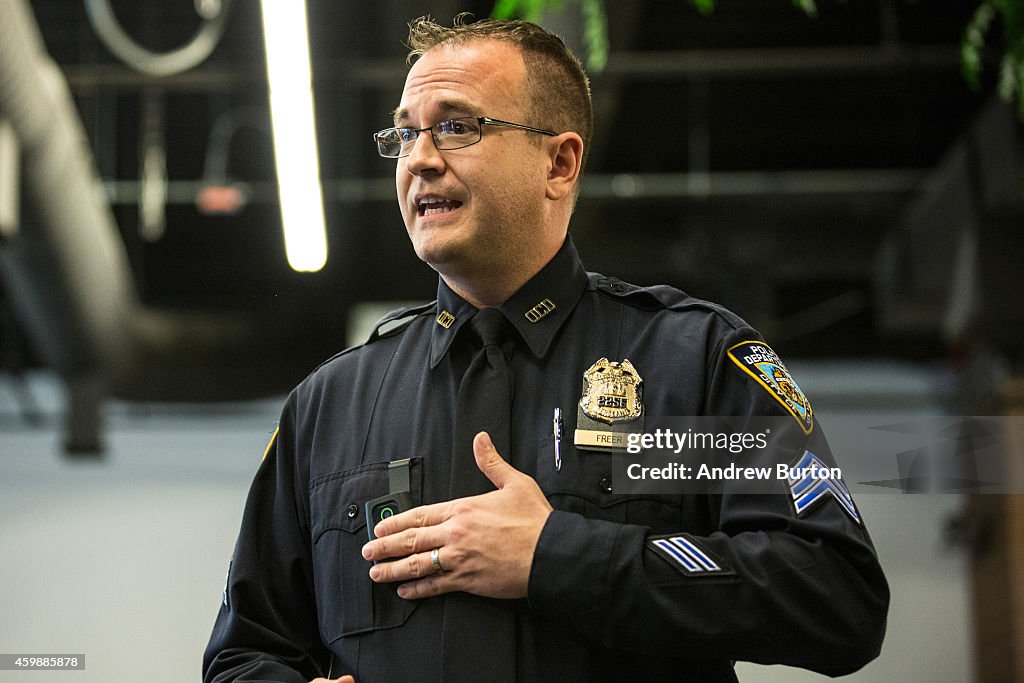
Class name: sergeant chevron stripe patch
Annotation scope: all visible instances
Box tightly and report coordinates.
[648,535,733,576]
[788,450,861,525]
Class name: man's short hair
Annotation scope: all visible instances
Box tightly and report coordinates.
[405,14,593,182]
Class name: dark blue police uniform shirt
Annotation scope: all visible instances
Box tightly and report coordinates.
[204,236,888,682]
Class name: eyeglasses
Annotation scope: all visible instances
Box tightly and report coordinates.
[373,116,557,158]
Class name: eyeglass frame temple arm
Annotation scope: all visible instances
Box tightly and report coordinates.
[478,117,557,137]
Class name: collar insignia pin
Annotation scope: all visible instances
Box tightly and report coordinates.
[436,310,456,329]
[524,298,556,323]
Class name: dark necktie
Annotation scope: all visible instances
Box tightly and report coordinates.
[451,307,513,494]
[443,306,516,682]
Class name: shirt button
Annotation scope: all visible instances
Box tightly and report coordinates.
[600,477,613,493]
[346,504,359,518]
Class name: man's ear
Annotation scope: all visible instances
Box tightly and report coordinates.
[545,132,584,201]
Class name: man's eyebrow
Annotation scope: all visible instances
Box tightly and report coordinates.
[391,100,479,126]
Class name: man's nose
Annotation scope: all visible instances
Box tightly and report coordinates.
[404,131,445,175]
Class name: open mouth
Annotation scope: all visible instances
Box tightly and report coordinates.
[417,197,463,217]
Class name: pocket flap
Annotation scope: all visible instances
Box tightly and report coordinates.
[310,459,420,540]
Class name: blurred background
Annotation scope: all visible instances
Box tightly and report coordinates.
[0,0,1021,680]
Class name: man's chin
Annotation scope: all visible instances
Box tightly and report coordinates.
[412,241,464,273]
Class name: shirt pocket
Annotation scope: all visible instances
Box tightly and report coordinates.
[534,435,683,532]
[309,458,422,644]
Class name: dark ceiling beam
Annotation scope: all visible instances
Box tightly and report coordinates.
[597,44,961,81]
[101,168,925,206]
[61,43,963,93]
[581,168,925,198]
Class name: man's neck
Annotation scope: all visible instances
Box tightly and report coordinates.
[439,236,565,309]
[440,271,526,310]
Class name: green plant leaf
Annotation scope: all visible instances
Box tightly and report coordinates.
[491,0,520,20]
[961,3,996,90]
[582,0,609,70]
[691,0,716,16]
[792,0,819,17]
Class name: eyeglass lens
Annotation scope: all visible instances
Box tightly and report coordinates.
[376,117,482,157]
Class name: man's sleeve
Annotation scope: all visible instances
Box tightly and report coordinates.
[527,329,889,676]
[203,395,329,683]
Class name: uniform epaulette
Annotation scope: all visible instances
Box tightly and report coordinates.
[592,275,690,310]
[591,274,749,330]
[366,301,436,344]
[305,301,436,378]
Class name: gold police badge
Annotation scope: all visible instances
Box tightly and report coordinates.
[579,358,644,424]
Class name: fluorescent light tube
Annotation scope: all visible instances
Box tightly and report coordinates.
[260,0,327,272]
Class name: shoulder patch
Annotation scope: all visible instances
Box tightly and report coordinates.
[222,556,232,608]
[262,426,279,461]
[727,340,813,435]
[787,450,861,525]
[648,534,734,577]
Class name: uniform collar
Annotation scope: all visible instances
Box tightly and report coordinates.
[429,235,589,368]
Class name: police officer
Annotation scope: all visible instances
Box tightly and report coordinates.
[204,15,888,682]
